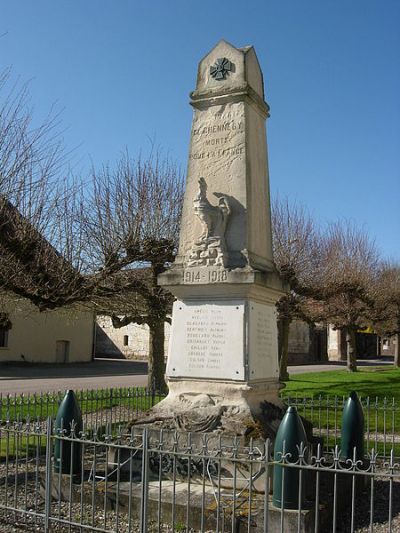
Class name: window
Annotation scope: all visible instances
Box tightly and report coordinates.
[383,339,390,350]
[0,329,8,348]
[123,335,129,347]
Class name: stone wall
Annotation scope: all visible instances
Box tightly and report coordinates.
[287,320,315,365]
[95,316,170,360]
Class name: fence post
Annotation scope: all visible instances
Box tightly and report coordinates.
[110,388,113,426]
[139,427,149,533]
[272,406,308,510]
[341,391,364,461]
[44,417,53,532]
[54,390,83,477]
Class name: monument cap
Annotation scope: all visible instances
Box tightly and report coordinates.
[191,39,268,117]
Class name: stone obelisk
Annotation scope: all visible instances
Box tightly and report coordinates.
[156,40,286,437]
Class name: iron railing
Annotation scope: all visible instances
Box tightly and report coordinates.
[285,394,400,457]
[0,387,165,427]
[1,390,400,456]
[0,419,398,532]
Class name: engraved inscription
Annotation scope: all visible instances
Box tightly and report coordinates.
[166,301,246,381]
[190,146,244,160]
[248,302,279,379]
[190,108,245,161]
[255,311,273,362]
[186,307,227,371]
[184,269,228,283]
[192,121,243,136]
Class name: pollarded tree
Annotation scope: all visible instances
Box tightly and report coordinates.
[84,152,184,392]
[370,262,400,366]
[272,197,322,380]
[0,68,184,392]
[0,68,90,310]
[316,221,380,372]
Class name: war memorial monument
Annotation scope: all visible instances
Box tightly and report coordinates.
[137,40,287,439]
[0,38,380,533]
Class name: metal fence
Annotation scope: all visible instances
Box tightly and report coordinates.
[285,394,400,457]
[0,387,165,428]
[0,419,399,532]
[1,389,399,456]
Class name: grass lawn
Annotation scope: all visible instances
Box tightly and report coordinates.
[0,372,398,459]
[281,366,400,401]
[0,388,165,423]
[281,367,400,453]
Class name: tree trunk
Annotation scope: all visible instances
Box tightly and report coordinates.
[278,317,291,381]
[376,335,381,357]
[148,320,167,393]
[345,328,357,372]
[394,333,400,368]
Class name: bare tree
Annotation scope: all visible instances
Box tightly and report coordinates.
[370,262,400,366]
[272,197,382,375]
[0,66,185,391]
[85,152,184,392]
[272,197,322,380]
[0,68,89,310]
[316,221,379,372]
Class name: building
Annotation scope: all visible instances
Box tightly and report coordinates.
[327,325,382,361]
[95,315,170,360]
[287,320,328,364]
[0,294,94,363]
[0,199,94,364]
[380,336,397,357]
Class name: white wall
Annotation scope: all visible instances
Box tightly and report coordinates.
[0,297,94,363]
[327,325,343,361]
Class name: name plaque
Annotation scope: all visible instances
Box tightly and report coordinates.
[166,300,245,380]
[248,301,279,380]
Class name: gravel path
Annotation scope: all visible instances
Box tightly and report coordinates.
[0,458,399,532]
[336,478,400,532]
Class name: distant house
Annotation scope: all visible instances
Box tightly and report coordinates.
[328,325,393,360]
[380,336,397,357]
[0,198,94,364]
[95,315,170,360]
[0,294,94,363]
[286,320,328,364]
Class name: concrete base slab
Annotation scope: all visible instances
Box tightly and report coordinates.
[42,474,340,532]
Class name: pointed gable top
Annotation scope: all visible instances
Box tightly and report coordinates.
[192,39,265,102]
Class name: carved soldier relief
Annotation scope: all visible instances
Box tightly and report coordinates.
[187,177,230,267]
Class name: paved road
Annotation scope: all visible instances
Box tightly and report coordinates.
[0,357,393,395]
[0,359,148,395]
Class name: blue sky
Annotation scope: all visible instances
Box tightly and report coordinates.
[1,1,399,259]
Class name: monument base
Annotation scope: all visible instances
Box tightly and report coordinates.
[132,273,290,440]
[130,377,287,440]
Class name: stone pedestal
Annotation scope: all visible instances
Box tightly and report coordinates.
[154,269,285,437]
